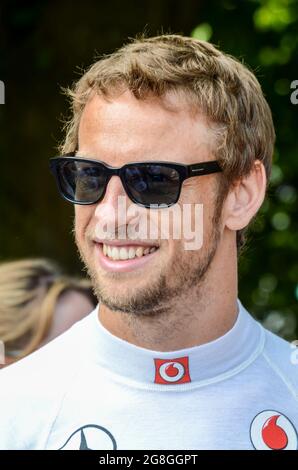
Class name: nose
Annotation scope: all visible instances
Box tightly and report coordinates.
[100,175,127,208]
[93,176,141,238]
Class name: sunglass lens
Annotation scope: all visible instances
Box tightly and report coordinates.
[56,160,107,203]
[124,164,180,206]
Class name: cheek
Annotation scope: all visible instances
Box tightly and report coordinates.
[74,206,94,241]
[165,238,184,262]
[178,192,216,252]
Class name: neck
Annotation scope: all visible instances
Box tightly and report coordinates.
[98,238,238,352]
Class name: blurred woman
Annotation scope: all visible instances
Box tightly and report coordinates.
[0,258,96,366]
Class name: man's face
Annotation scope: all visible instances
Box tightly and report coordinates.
[75,90,223,315]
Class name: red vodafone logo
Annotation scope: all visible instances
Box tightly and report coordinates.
[250,410,297,450]
[154,356,191,384]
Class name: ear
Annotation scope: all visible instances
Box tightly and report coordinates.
[223,160,267,231]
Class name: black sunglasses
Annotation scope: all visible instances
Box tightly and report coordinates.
[49,155,222,208]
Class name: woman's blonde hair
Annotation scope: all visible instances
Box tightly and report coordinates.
[0,258,95,359]
[59,34,276,250]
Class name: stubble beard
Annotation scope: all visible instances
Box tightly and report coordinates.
[76,196,223,318]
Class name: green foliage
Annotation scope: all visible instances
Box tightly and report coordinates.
[191,0,298,339]
[191,22,213,41]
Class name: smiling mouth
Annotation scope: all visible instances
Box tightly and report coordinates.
[101,243,158,261]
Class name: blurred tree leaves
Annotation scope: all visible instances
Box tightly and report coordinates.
[191,0,298,339]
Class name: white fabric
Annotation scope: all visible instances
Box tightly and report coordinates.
[0,299,297,450]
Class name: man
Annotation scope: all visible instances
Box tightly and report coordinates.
[0,34,297,450]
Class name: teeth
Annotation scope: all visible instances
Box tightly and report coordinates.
[119,248,127,260]
[111,247,118,260]
[102,244,157,260]
[135,247,144,258]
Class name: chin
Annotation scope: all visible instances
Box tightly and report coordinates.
[91,269,168,314]
[96,277,150,301]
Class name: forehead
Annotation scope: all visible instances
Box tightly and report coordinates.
[77,89,214,166]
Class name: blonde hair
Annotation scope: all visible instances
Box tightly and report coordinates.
[0,258,94,359]
[59,34,276,249]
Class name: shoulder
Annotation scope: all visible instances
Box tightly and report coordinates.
[261,326,298,402]
[0,308,97,449]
